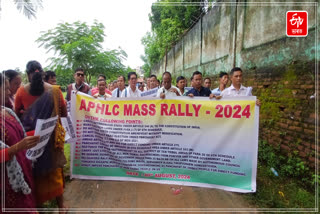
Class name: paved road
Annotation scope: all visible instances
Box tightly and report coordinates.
[63,179,257,213]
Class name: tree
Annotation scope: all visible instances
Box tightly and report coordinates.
[0,0,43,19]
[48,66,74,91]
[36,20,127,84]
[140,55,151,78]
[141,0,213,73]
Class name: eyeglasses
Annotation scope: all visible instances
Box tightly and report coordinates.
[76,73,84,77]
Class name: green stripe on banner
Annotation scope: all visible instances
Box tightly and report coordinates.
[73,167,252,190]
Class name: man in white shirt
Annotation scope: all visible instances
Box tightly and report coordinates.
[146,77,150,90]
[112,75,126,98]
[221,67,261,106]
[121,72,141,98]
[149,75,158,90]
[157,71,181,99]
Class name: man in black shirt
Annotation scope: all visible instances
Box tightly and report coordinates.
[186,71,215,99]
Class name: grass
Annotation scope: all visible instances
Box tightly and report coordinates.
[244,165,316,210]
[63,143,71,176]
[43,139,317,211]
[244,140,317,211]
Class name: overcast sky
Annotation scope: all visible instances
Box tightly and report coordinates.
[0,0,155,72]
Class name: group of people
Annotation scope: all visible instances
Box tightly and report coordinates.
[1,61,67,213]
[1,60,260,213]
[65,65,260,105]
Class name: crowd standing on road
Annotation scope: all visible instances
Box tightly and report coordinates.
[1,59,260,213]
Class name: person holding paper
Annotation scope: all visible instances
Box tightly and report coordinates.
[220,67,261,106]
[0,73,40,213]
[14,60,68,212]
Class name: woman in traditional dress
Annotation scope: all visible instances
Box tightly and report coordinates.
[0,73,40,213]
[14,61,68,213]
[3,69,22,109]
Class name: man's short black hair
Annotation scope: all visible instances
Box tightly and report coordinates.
[162,71,171,78]
[44,70,56,82]
[176,76,185,84]
[149,74,157,80]
[204,77,211,82]
[98,74,106,80]
[128,72,137,80]
[191,71,202,80]
[75,67,85,73]
[118,75,126,82]
[230,67,242,76]
[97,79,106,84]
[219,71,228,78]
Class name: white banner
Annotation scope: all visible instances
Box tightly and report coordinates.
[26,115,58,160]
[70,92,259,193]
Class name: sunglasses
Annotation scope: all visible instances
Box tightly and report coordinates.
[76,73,84,77]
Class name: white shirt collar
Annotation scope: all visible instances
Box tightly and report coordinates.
[161,86,173,92]
[128,86,137,93]
[230,84,246,91]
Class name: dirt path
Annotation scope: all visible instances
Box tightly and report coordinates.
[63,179,257,213]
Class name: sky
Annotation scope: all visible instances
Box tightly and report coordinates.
[0,0,155,71]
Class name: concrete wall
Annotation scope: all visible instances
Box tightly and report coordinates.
[236,0,318,70]
[150,0,319,167]
[151,0,319,78]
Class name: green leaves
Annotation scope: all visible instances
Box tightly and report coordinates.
[36,20,127,85]
[141,0,209,73]
[258,140,313,189]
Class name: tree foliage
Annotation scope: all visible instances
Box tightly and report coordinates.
[0,0,43,19]
[141,0,213,74]
[36,20,128,84]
